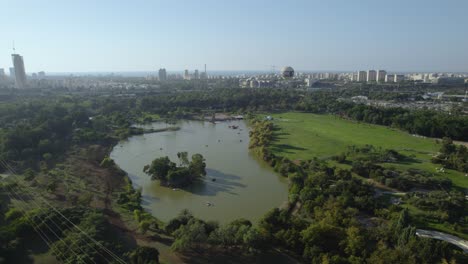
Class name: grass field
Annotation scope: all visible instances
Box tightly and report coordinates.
[268,112,467,189]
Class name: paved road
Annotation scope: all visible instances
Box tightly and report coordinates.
[416,229,468,253]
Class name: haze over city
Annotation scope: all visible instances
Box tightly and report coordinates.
[1,1,468,263]
[1,0,468,73]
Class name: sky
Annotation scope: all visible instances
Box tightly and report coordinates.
[0,0,467,73]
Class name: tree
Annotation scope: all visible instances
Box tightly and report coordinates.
[171,219,208,251]
[396,208,410,230]
[23,168,35,181]
[167,167,191,186]
[343,226,365,256]
[127,246,159,264]
[177,151,189,167]
[144,154,206,187]
[189,153,206,178]
[143,156,175,182]
[100,156,115,168]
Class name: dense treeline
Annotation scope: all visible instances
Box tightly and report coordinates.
[345,145,453,191]
[0,204,161,263]
[0,89,467,263]
[243,120,467,263]
[432,137,468,173]
[138,89,468,140]
[0,89,466,171]
[143,152,207,187]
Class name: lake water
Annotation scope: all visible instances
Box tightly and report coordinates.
[110,120,288,223]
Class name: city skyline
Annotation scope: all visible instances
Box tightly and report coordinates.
[1,0,468,72]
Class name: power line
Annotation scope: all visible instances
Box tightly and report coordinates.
[2,178,69,263]
[0,159,125,264]
[0,159,108,263]
[1,159,94,263]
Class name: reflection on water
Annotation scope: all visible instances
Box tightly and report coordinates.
[110,120,288,223]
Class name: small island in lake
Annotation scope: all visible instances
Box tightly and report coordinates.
[143,151,206,187]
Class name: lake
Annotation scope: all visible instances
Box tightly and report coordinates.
[110,120,288,223]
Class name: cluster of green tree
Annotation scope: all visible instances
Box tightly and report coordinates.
[432,137,468,173]
[165,210,267,253]
[138,88,302,114]
[125,246,160,264]
[0,204,161,263]
[117,178,143,211]
[143,152,206,187]
[351,159,452,191]
[163,161,466,263]
[339,104,468,141]
[1,89,466,174]
[245,121,466,263]
[256,203,454,263]
[0,99,124,171]
[404,191,467,231]
[248,120,274,150]
[344,145,407,163]
[133,208,159,234]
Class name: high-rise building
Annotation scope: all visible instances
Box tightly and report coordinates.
[357,71,367,82]
[0,68,5,80]
[367,70,377,82]
[9,67,15,78]
[11,54,27,88]
[194,69,199,79]
[38,71,46,79]
[200,64,207,79]
[395,75,404,83]
[158,68,167,81]
[184,69,190,80]
[377,70,387,82]
[385,74,395,83]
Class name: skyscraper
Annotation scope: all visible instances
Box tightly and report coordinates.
[357,71,367,82]
[194,69,199,79]
[200,64,207,79]
[385,74,395,83]
[0,68,5,80]
[9,67,15,78]
[367,70,377,82]
[377,70,387,82]
[11,54,27,88]
[158,68,167,81]
[184,69,190,80]
[394,75,404,82]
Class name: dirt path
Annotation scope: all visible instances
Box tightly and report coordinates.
[416,229,468,253]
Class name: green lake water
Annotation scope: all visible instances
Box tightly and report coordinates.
[110,120,288,223]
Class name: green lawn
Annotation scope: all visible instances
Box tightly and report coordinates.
[268,112,467,189]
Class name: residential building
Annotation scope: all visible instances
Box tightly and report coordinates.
[385,74,395,83]
[158,68,167,81]
[11,54,27,88]
[357,71,367,82]
[395,74,404,82]
[367,70,377,82]
[9,67,15,78]
[377,70,386,82]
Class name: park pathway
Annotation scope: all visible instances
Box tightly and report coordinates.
[416,229,468,253]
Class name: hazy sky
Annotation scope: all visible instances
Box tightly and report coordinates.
[1,0,467,72]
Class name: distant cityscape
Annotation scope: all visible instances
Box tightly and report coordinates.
[1,53,468,90]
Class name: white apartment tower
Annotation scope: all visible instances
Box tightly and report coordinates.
[158,68,167,81]
[11,54,27,88]
[377,70,386,82]
[357,71,367,82]
[367,70,377,82]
